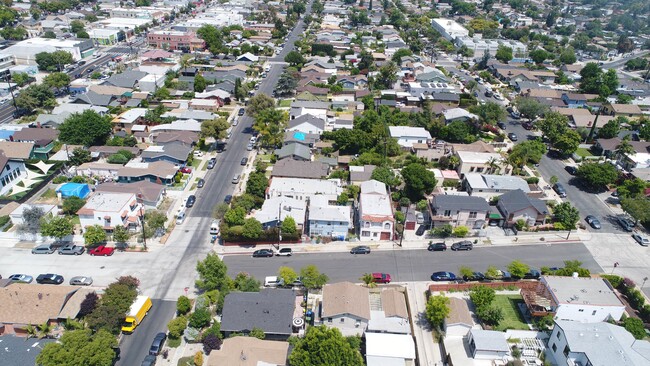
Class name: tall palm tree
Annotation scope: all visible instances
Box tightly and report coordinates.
[486,157,501,174]
[615,136,635,161]
[37,321,51,339]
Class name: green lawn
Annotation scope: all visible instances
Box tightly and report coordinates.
[278,99,292,107]
[191,158,202,168]
[493,295,529,331]
[575,147,593,158]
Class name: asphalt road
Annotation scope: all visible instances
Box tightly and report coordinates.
[223,243,602,283]
[117,3,314,365]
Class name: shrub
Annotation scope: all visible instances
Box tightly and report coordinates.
[433,224,453,237]
[167,316,188,339]
[452,226,469,237]
[515,219,526,230]
[177,296,191,315]
[202,333,222,354]
[525,177,539,184]
[600,274,623,289]
[52,176,69,184]
[189,308,212,329]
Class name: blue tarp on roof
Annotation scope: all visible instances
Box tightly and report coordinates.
[293,132,306,141]
[56,183,91,199]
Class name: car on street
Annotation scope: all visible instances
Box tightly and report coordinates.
[8,274,33,283]
[141,354,157,366]
[241,157,248,166]
[486,269,512,281]
[510,111,521,119]
[58,244,85,255]
[585,215,601,229]
[89,245,115,256]
[207,158,216,169]
[372,272,391,284]
[616,216,635,232]
[350,245,371,254]
[507,133,518,142]
[69,276,93,286]
[430,271,457,281]
[632,233,650,246]
[565,166,578,175]
[149,332,167,356]
[275,248,292,256]
[497,122,506,130]
[36,273,64,285]
[451,240,473,251]
[224,195,232,204]
[553,183,567,198]
[484,89,493,97]
[32,243,55,254]
[522,121,533,130]
[232,174,240,184]
[252,249,274,258]
[462,272,486,282]
[176,212,186,224]
[521,269,541,280]
[238,108,245,116]
[180,167,192,174]
[197,178,205,188]
[427,242,447,251]
[247,143,254,151]
[186,195,196,208]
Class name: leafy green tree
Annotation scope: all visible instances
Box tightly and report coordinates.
[11,72,31,87]
[470,286,496,309]
[507,260,530,279]
[477,306,504,326]
[249,327,265,339]
[197,25,225,55]
[196,253,229,291]
[336,192,349,206]
[514,97,550,120]
[375,61,399,89]
[284,50,306,66]
[43,30,56,38]
[62,196,86,215]
[224,207,246,226]
[70,20,85,33]
[300,265,329,289]
[452,226,469,237]
[17,207,45,237]
[232,272,260,292]
[59,110,112,146]
[35,50,73,72]
[617,178,647,198]
[495,45,513,63]
[69,147,91,166]
[559,46,577,64]
[86,279,138,333]
[247,93,276,117]
[36,329,117,366]
[623,317,646,339]
[189,308,211,329]
[15,84,56,112]
[275,71,298,96]
[620,197,650,224]
[201,117,229,140]
[168,315,188,338]
[83,225,107,246]
[441,120,476,143]
[144,210,166,230]
[245,172,269,198]
[254,108,288,148]
[553,129,581,155]
[43,71,71,90]
[509,139,546,166]
[281,216,297,235]
[401,163,437,200]
[177,296,191,315]
[391,48,413,64]
[278,266,298,287]
[194,73,207,92]
[577,162,619,189]
[598,119,620,139]
[553,202,580,231]
[288,326,364,366]
[425,295,450,328]
[469,102,505,125]
[242,218,263,239]
[112,225,130,243]
[40,215,74,241]
[580,63,618,97]
[536,112,569,142]
[485,266,500,280]
[360,273,377,288]
[529,49,549,64]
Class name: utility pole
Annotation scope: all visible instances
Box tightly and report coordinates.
[5,73,17,113]
[138,195,147,251]
[277,202,282,251]
[398,205,410,247]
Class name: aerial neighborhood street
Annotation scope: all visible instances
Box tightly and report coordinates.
[0,0,649,366]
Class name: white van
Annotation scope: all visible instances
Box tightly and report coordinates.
[209,219,220,235]
[264,276,283,288]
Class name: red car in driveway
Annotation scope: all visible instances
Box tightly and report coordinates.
[180,167,192,174]
[372,273,392,284]
[89,245,115,256]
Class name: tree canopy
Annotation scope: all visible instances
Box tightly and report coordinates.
[579,63,618,97]
[553,202,580,230]
[35,50,73,72]
[514,97,550,120]
[201,117,229,140]
[15,84,56,112]
[401,163,437,200]
[254,108,288,148]
[59,110,113,146]
[495,45,513,63]
[40,215,74,240]
[196,253,229,291]
[36,329,117,366]
[247,93,276,117]
[577,162,619,190]
[425,294,450,328]
[288,326,364,366]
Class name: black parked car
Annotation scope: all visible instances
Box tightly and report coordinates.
[427,242,447,251]
[186,195,196,208]
[462,272,486,282]
[430,271,457,281]
[141,354,157,366]
[238,108,245,116]
[350,245,371,254]
[197,179,205,188]
[451,241,473,251]
[241,157,248,166]
[415,225,427,236]
[148,332,167,356]
[565,166,578,175]
[224,195,232,204]
[36,273,64,285]
[252,249,274,258]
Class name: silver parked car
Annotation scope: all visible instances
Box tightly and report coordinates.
[8,274,33,283]
[32,243,55,254]
[58,244,85,255]
[69,276,93,286]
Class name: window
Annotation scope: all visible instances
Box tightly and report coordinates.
[361,231,370,237]
[592,310,597,315]
[563,345,570,357]
[327,318,332,323]
[552,343,557,352]
[373,232,378,237]
[384,223,390,230]
[578,309,584,312]
[556,332,562,341]
[340,318,344,323]
[469,167,475,172]
[476,167,484,173]
[469,211,477,219]
[443,210,451,217]
[364,221,370,228]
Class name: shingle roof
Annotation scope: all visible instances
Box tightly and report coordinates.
[73,90,114,106]
[106,69,147,88]
[271,158,328,179]
[274,143,311,160]
[141,143,192,161]
[322,282,370,320]
[0,141,34,159]
[153,131,199,145]
[380,288,408,319]
[118,161,177,179]
[446,297,473,326]
[497,189,548,215]
[206,337,289,366]
[12,128,59,146]
[95,181,165,204]
[430,194,490,212]
[0,283,82,325]
[288,113,326,131]
[0,335,56,366]
[220,289,296,335]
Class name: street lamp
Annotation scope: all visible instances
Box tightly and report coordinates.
[643,277,649,289]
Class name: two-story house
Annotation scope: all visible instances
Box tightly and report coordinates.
[358,180,394,241]
[0,152,27,196]
[287,114,326,135]
[602,103,644,120]
[522,276,625,322]
[456,151,506,177]
[307,196,351,240]
[12,128,59,160]
[321,282,370,336]
[111,108,147,133]
[497,189,548,228]
[429,194,490,229]
[77,192,143,232]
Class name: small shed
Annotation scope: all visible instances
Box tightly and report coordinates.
[467,329,510,360]
[56,183,91,199]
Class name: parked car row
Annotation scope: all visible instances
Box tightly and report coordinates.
[32,243,120,256]
[252,248,293,257]
[430,268,542,282]
[3,273,93,286]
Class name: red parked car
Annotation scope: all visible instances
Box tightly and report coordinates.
[372,273,392,284]
[89,245,115,256]
[180,167,192,174]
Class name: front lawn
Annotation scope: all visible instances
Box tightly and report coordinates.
[278,99,292,107]
[575,147,593,158]
[493,294,529,331]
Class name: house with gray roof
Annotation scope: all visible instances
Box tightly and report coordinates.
[497,189,548,228]
[467,329,510,360]
[350,165,376,184]
[274,143,311,161]
[549,320,650,366]
[71,90,115,107]
[429,194,489,229]
[220,289,297,340]
[271,159,329,179]
[283,131,319,147]
[141,143,192,165]
[105,70,148,89]
[288,114,326,135]
[463,173,531,198]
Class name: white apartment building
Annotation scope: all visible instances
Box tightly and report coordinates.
[358,180,394,241]
[431,18,469,41]
[77,192,143,232]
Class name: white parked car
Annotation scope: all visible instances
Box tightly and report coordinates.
[69,276,93,286]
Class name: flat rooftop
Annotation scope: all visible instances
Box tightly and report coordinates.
[543,276,623,307]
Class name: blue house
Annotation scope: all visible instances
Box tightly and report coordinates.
[561,93,589,108]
